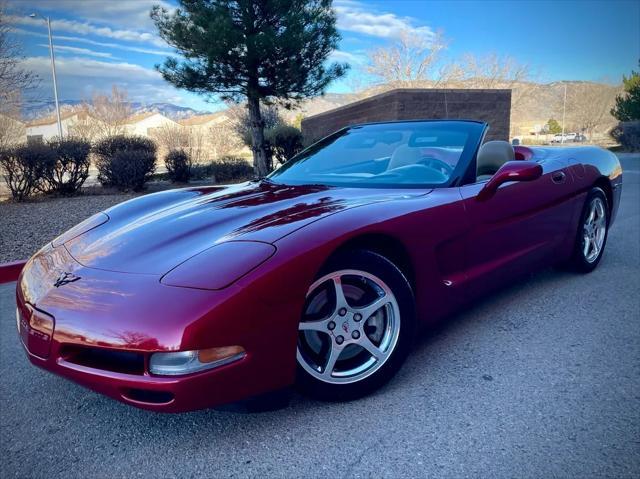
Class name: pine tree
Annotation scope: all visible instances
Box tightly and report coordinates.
[611,61,640,122]
[151,0,348,176]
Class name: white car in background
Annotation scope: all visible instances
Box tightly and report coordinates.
[552,133,577,143]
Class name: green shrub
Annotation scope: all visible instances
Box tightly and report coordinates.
[165,149,192,183]
[45,138,91,195]
[266,125,303,166]
[610,121,640,151]
[190,156,254,183]
[0,143,54,201]
[94,135,157,191]
[212,156,254,182]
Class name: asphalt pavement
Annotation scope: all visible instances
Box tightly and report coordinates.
[1,155,638,478]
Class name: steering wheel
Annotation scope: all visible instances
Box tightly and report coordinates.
[371,164,448,183]
[420,157,454,177]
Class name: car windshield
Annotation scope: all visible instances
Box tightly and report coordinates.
[268,120,485,188]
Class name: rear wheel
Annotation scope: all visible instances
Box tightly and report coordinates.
[568,187,609,273]
[296,250,415,401]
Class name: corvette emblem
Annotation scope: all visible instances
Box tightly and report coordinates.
[53,272,81,288]
[342,321,349,333]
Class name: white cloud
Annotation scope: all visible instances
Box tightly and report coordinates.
[9,15,167,48]
[38,44,117,59]
[334,0,435,41]
[21,56,184,104]
[14,28,173,57]
[329,50,367,65]
[8,0,173,32]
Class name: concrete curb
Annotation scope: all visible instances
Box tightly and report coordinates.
[0,260,26,284]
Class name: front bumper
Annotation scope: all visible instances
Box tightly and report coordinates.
[19,329,256,412]
[16,244,302,412]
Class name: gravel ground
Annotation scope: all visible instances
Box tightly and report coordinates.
[0,156,638,478]
[0,193,137,262]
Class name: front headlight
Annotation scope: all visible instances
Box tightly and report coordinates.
[160,241,276,290]
[149,346,246,376]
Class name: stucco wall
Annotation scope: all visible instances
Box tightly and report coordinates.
[301,89,512,144]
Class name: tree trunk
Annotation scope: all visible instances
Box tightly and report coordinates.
[247,95,271,177]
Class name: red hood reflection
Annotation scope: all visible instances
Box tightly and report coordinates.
[64,181,418,275]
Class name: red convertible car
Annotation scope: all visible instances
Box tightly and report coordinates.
[16,120,622,412]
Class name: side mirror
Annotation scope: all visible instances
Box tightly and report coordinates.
[477,161,542,201]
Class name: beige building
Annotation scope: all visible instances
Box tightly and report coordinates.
[123,112,180,137]
[25,110,95,143]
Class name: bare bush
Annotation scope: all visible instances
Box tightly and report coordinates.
[44,138,91,195]
[0,144,52,201]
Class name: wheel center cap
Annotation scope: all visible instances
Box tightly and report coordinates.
[341,321,350,333]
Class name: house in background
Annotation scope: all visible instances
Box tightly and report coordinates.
[123,112,180,137]
[25,110,93,143]
[177,111,229,132]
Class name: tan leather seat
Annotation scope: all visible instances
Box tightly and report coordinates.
[388,145,422,170]
[476,140,515,180]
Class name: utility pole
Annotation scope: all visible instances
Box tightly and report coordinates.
[561,83,567,144]
[30,13,63,138]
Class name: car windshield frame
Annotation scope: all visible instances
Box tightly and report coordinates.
[267,120,488,189]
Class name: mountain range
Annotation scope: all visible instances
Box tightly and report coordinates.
[22,101,212,121]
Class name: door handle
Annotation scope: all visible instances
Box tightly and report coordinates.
[552,171,566,184]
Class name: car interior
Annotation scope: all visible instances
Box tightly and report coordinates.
[475,140,516,181]
[272,124,539,187]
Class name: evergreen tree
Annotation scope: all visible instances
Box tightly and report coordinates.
[611,61,640,122]
[546,118,562,135]
[151,0,348,176]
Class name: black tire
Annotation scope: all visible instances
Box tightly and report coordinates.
[568,187,609,273]
[296,249,416,401]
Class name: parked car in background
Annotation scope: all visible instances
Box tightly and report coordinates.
[551,133,579,143]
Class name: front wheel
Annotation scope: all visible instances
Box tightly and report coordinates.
[568,187,609,273]
[296,250,416,401]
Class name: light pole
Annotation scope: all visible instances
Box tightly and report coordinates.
[561,82,567,145]
[29,13,63,138]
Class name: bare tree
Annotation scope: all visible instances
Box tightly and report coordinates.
[208,124,243,160]
[441,53,530,89]
[150,123,189,153]
[365,30,447,87]
[229,103,284,147]
[0,1,39,109]
[84,85,132,138]
[0,90,25,149]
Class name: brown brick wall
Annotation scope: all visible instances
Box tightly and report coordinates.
[301,88,511,143]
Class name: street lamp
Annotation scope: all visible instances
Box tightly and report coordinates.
[29,13,63,138]
[561,82,567,145]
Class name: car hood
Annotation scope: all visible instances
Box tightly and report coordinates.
[64,181,429,275]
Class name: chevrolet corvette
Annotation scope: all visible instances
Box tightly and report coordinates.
[16,120,622,412]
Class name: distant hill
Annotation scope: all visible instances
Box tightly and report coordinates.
[22,101,213,121]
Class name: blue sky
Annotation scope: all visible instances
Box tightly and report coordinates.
[8,0,640,112]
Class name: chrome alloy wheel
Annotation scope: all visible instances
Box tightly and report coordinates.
[582,197,607,263]
[297,270,401,385]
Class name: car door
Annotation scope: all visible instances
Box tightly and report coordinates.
[458,156,574,299]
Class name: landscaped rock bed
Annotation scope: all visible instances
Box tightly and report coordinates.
[0,193,137,263]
